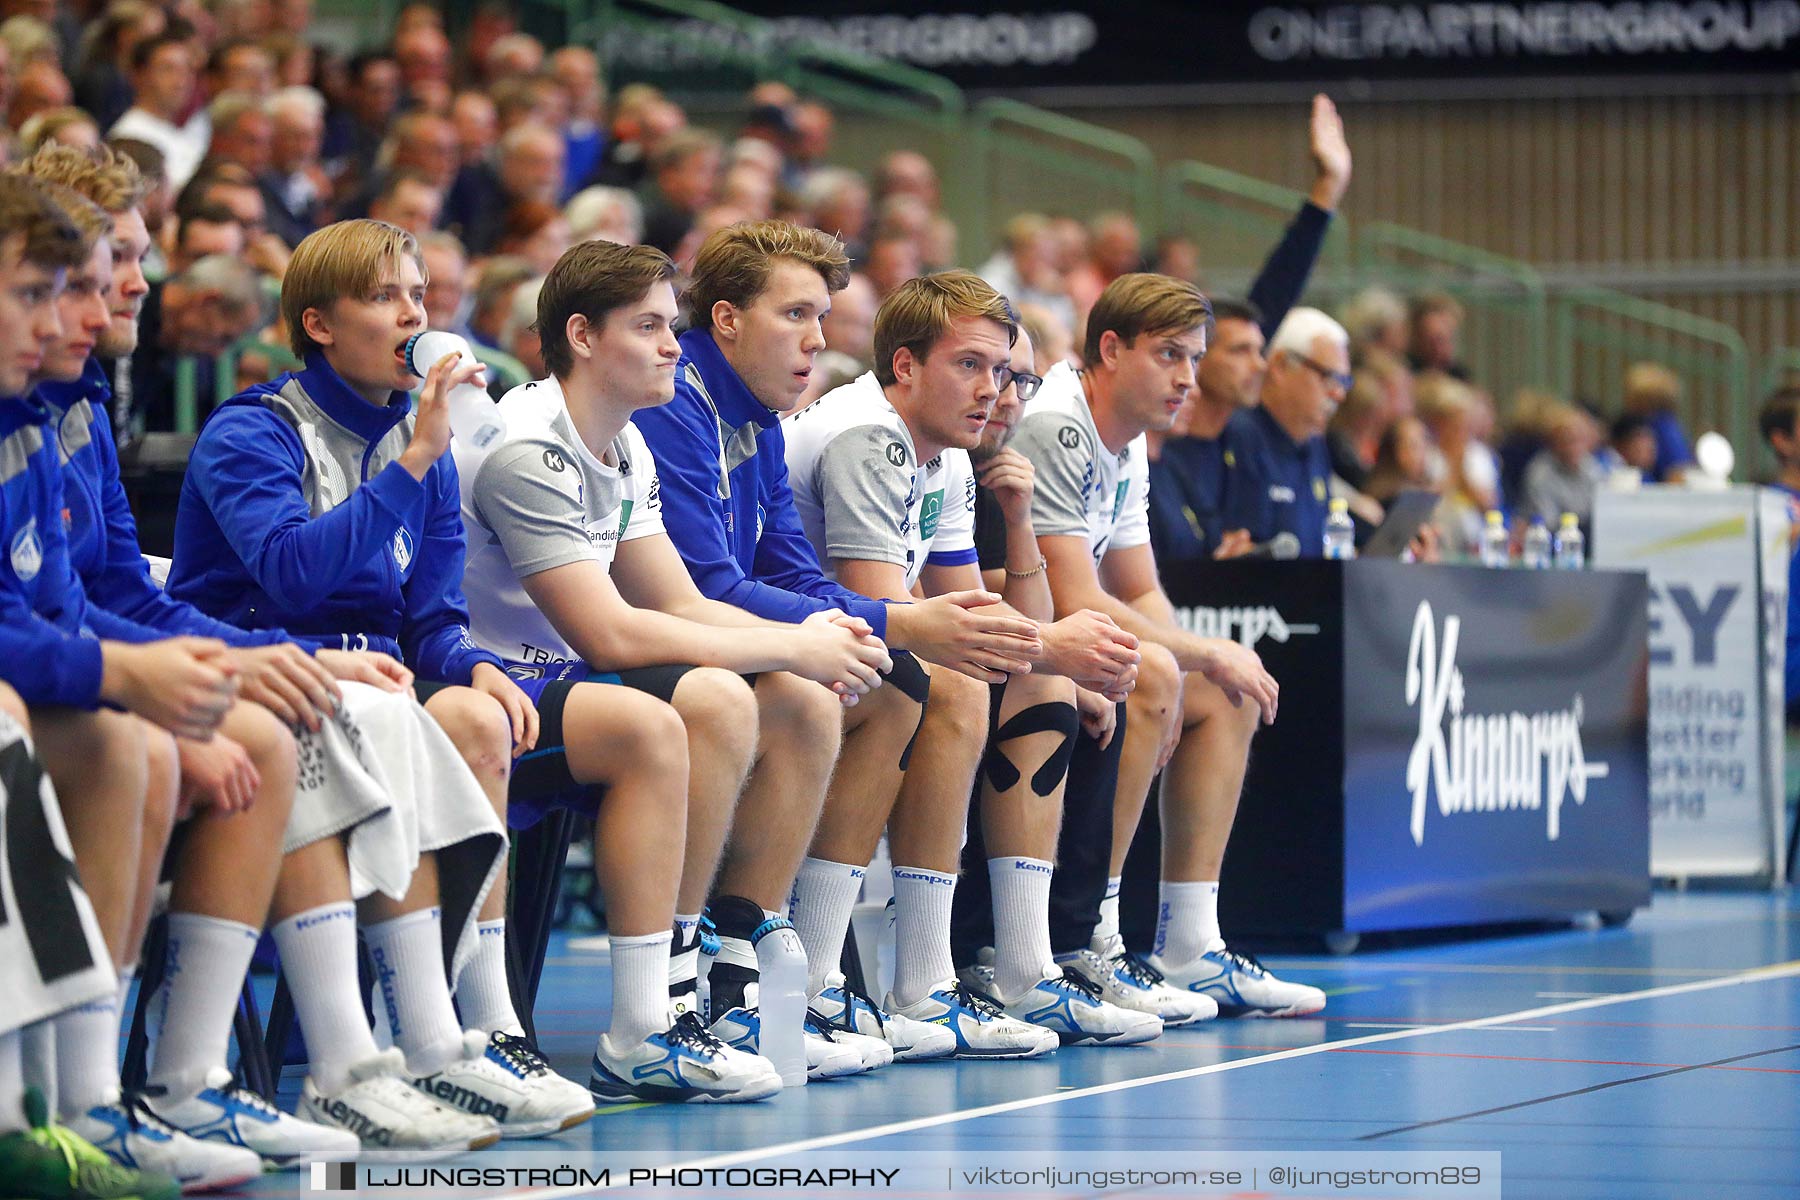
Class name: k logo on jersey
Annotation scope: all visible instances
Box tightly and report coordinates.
[543,448,566,473]
[10,518,42,582]
[884,441,907,468]
[1057,426,1081,449]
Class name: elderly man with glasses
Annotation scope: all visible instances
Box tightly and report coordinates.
[1220,307,1352,559]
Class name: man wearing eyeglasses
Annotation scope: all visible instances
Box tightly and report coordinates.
[1220,307,1351,558]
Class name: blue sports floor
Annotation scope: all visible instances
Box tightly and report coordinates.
[228,888,1800,1199]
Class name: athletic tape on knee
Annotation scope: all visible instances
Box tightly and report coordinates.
[982,702,1080,797]
[886,652,931,771]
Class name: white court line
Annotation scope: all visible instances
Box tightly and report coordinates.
[520,957,1800,1198]
[1536,991,1615,999]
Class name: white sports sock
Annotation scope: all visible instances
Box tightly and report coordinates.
[1092,875,1124,943]
[988,856,1055,1002]
[453,920,522,1037]
[52,994,118,1117]
[1155,880,1221,966]
[786,857,865,997]
[270,903,380,1094]
[0,1029,24,1133]
[605,931,672,1049]
[146,913,259,1100]
[888,866,958,1009]
[363,908,464,1076]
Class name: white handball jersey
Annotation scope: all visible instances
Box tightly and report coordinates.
[456,376,665,672]
[781,372,979,590]
[1008,361,1151,564]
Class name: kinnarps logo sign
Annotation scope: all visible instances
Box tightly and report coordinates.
[1404,601,1609,846]
[1172,604,1320,650]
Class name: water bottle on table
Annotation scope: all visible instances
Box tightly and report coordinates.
[1521,515,1552,569]
[1553,512,1585,569]
[1479,510,1510,567]
[1322,498,1355,560]
[404,330,505,451]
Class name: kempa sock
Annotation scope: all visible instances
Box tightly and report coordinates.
[1092,875,1124,943]
[362,908,463,1076]
[1154,880,1222,966]
[888,866,958,1009]
[146,913,260,1100]
[987,856,1055,1002]
[52,996,118,1118]
[270,903,380,1095]
[605,931,673,1049]
[786,858,864,997]
[453,919,522,1036]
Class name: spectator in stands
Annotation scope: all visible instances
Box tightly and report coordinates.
[349,110,457,220]
[468,254,533,352]
[1621,360,1694,482]
[8,57,70,129]
[875,149,939,211]
[167,199,244,272]
[1407,291,1468,379]
[1341,285,1408,362]
[17,104,98,152]
[1755,387,1800,718]
[565,183,642,245]
[1328,370,1387,490]
[181,161,291,279]
[1415,371,1489,554]
[864,229,921,299]
[1066,211,1142,319]
[132,253,263,430]
[923,212,958,271]
[393,21,450,103]
[588,82,672,191]
[451,88,498,170]
[459,121,564,254]
[109,34,206,187]
[204,38,273,101]
[1521,402,1605,526]
[326,50,400,170]
[719,161,774,221]
[1608,411,1658,479]
[263,85,325,243]
[368,167,443,238]
[637,128,721,255]
[491,75,564,135]
[418,230,473,341]
[821,270,876,367]
[1153,234,1200,285]
[501,274,545,377]
[264,29,314,88]
[1362,415,1434,505]
[801,166,869,259]
[1017,301,1075,372]
[495,198,569,274]
[1221,307,1348,557]
[979,212,1076,333]
[789,99,833,175]
[484,32,545,82]
[205,91,271,176]
[550,46,605,199]
[74,0,164,129]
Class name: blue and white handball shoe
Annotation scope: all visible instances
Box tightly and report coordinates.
[886,981,1058,1059]
[709,1003,867,1079]
[590,1012,782,1103]
[989,966,1161,1046]
[65,1088,264,1193]
[146,1067,359,1168]
[412,1031,595,1138]
[1058,935,1218,1027]
[813,973,955,1063]
[1149,942,1327,1018]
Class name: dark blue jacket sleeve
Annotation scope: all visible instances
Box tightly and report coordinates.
[86,412,287,647]
[1249,202,1333,342]
[1221,433,1276,543]
[187,407,424,613]
[633,398,891,638]
[399,456,501,684]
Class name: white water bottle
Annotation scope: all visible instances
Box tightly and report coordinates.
[1522,515,1552,569]
[752,917,808,1087]
[404,330,504,451]
[1479,510,1510,568]
[1554,512,1585,569]
[1322,497,1355,560]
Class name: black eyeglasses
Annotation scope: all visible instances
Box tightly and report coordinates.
[1289,351,1353,394]
[997,366,1043,402]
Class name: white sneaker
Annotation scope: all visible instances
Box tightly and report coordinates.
[1150,942,1327,1018]
[411,1031,593,1138]
[814,973,955,1062]
[989,967,1161,1046]
[65,1089,264,1193]
[589,1012,782,1103]
[147,1068,360,1168]
[710,1005,865,1079]
[1060,935,1218,1027]
[298,1049,499,1158]
[886,981,1058,1059]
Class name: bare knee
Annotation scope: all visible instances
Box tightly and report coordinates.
[673,668,759,766]
[140,723,178,843]
[756,671,843,756]
[999,669,1076,716]
[924,663,989,734]
[426,686,513,782]
[1128,643,1182,720]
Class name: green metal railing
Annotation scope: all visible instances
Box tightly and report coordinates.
[1551,286,1752,462]
[1358,222,1551,409]
[965,99,1156,266]
[1160,160,1351,302]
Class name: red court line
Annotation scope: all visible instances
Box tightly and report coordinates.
[1326,1045,1800,1073]
[1315,1014,1800,1032]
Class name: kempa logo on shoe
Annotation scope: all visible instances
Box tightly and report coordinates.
[1405,601,1609,846]
[1171,604,1320,650]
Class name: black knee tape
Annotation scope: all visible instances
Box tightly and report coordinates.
[982,701,1080,797]
[884,651,931,771]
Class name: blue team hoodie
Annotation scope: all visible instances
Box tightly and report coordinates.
[631,328,890,637]
[167,353,501,683]
[38,361,287,647]
[0,395,167,707]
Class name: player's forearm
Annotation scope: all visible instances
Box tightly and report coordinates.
[563,606,794,674]
[1000,516,1054,623]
